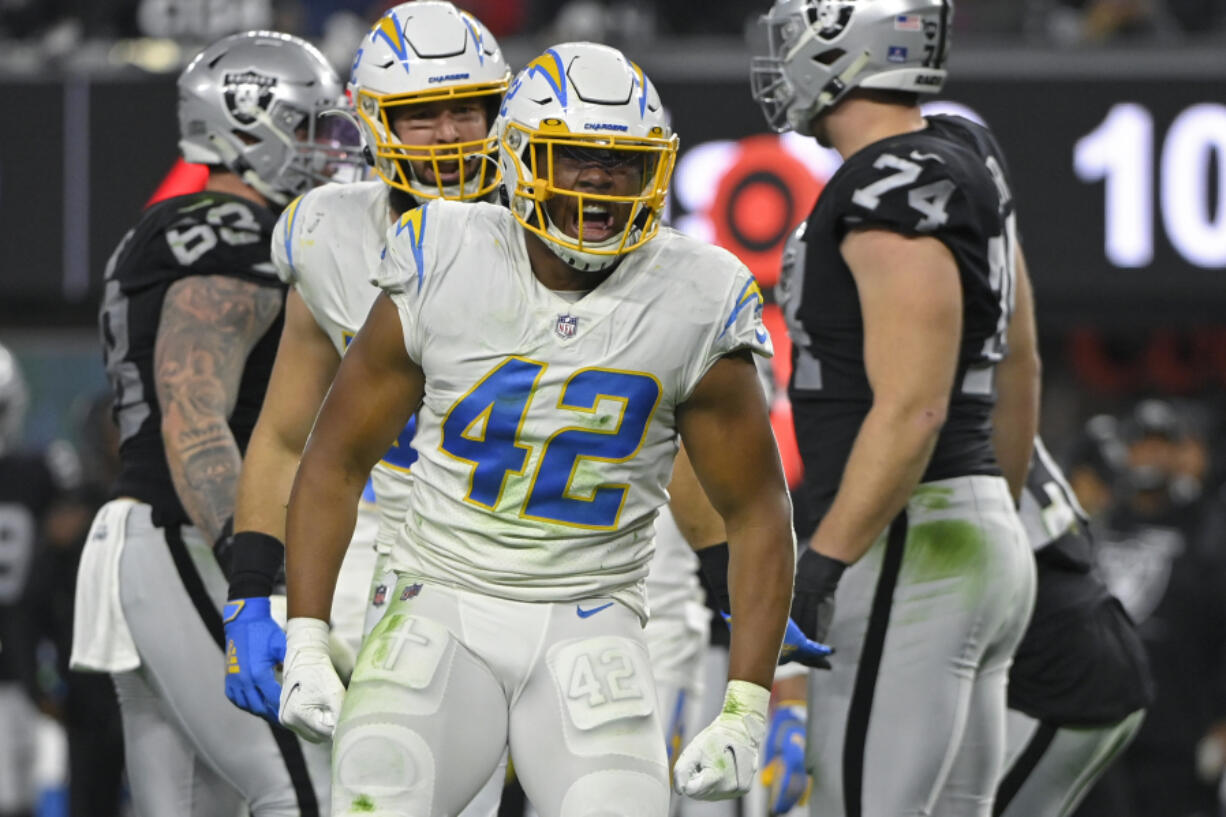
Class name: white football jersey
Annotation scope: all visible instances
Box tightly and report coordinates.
[374,200,772,621]
[271,180,416,549]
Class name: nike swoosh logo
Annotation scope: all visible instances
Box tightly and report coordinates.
[576,602,614,618]
[755,328,769,343]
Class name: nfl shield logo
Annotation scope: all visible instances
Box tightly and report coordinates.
[400,582,423,601]
[887,46,908,63]
[555,314,578,340]
[372,584,387,607]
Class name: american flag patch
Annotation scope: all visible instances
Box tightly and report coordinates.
[895,14,923,31]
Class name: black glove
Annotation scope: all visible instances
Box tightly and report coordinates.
[791,549,847,643]
[699,542,835,669]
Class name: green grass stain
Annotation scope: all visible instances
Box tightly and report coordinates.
[911,484,954,511]
[901,520,988,590]
[351,794,375,812]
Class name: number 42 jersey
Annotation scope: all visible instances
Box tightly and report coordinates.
[373,200,772,621]
[780,114,1020,516]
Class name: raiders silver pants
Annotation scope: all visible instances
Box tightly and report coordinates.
[806,475,1037,817]
[995,707,1145,817]
[112,503,330,817]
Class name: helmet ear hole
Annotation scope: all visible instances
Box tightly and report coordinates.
[814,49,844,66]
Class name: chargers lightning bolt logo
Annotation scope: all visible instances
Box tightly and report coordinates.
[372,11,412,73]
[395,205,429,292]
[719,278,766,339]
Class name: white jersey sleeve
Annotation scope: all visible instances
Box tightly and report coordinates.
[270,193,305,286]
[372,200,453,363]
[679,252,773,403]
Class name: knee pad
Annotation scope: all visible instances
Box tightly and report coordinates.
[558,769,670,817]
[333,722,435,817]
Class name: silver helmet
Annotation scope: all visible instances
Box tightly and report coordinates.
[751,0,954,133]
[178,30,362,205]
[0,344,29,457]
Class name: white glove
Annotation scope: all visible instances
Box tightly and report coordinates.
[278,617,345,743]
[674,680,770,800]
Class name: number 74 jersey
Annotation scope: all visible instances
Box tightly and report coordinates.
[780,114,1020,509]
[373,200,772,621]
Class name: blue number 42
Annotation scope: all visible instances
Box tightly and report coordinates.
[439,357,661,529]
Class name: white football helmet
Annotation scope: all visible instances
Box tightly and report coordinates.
[496,42,678,272]
[0,344,29,457]
[179,30,362,205]
[350,2,510,202]
[751,0,954,133]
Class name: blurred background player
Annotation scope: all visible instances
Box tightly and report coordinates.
[220,4,513,815]
[68,30,361,817]
[21,392,127,817]
[753,0,1040,814]
[0,345,75,817]
[277,42,795,816]
[1076,401,1226,817]
[992,437,1154,817]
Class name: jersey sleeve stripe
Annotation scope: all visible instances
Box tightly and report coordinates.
[283,194,305,276]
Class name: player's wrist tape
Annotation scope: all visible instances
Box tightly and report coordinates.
[226,531,286,600]
[795,548,847,595]
[723,679,771,722]
[285,617,332,653]
[696,542,731,614]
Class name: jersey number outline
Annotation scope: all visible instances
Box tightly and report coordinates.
[851,153,956,232]
[165,201,262,266]
[439,357,662,529]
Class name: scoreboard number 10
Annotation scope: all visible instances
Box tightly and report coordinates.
[1075,102,1226,269]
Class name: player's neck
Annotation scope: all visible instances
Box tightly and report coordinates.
[204,169,270,209]
[821,98,927,161]
[523,230,616,292]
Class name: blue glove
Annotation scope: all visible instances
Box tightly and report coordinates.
[779,616,834,669]
[761,704,809,815]
[223,597,286,722]
[721,613,833,669]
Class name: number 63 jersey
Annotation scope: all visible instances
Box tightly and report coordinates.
[780,114,1020,516]
[373,200,772,622]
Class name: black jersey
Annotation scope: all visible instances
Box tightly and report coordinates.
[781,115,1018,515]
[0,451,63,685]
[99,192,284,527]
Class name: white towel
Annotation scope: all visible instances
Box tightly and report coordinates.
[69,499,140,672]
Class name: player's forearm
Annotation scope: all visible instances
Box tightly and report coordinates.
[162,413,242,543]
[725,496,795,689]
[234,420,307,541]
[991,356,1040,504]
[811,400,943,564]
[284,445,367,620]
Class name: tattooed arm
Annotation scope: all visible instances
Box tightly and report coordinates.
[155,275,283,542]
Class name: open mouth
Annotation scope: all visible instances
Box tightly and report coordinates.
[571,203,617,242]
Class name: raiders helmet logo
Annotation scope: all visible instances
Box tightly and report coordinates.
[223,71,277,125]
[813,0,855,41]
